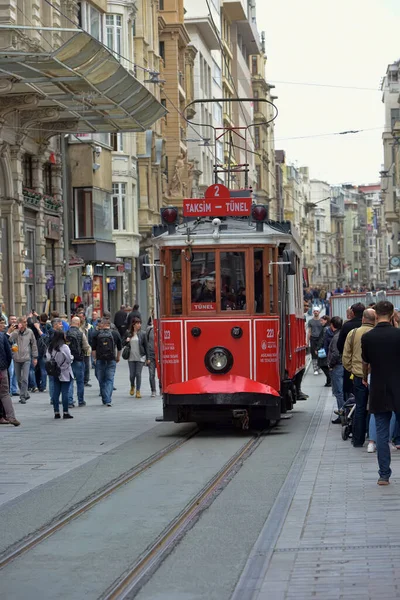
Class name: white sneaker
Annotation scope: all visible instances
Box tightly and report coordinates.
[314,370,319,376]
[151,392,156,397]
[367,442,376,453]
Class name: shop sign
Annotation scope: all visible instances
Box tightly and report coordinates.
[108,277,117,291]
[83,277,92,292]
[45,216,61,240]
[46,273,55,290]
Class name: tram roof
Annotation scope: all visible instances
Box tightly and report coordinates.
[152,218,302,254]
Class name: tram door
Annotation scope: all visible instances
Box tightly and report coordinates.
[278,260,288,383]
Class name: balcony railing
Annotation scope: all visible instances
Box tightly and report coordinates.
[23,187,63,210]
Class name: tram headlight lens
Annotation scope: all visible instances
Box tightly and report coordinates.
[205,347,233,375]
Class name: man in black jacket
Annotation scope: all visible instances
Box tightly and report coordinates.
[362,301,400,485]
[114,305,127,338]
[337,302,365,401]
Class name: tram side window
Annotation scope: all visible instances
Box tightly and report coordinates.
[220,252,246,311]
[254,249,263,313]
[191,252,216,310]
[171,249,182,315]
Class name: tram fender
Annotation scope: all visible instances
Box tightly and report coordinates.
[165,374,280,397]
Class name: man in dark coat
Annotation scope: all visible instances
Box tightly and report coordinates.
[113,305,127,338]
[362,300,400,485]
[127,304,142,330]
[337,302,365,401]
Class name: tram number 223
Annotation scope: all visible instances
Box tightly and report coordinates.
[266,329,274,339]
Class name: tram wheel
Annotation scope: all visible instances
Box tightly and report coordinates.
[341,425,350,441]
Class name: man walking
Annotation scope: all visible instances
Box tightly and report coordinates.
[342,308,376,447]
[9,317,38,404]
[0,329,20,426]
[91,318,122,406]
[306,308,323,375]
[76,310,93,387]
[362,301,400,485]
[327,316,344,424]
[337,302,365,401]
[67,316,90,407]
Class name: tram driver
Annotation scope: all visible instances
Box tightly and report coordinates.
[197,276,216,302]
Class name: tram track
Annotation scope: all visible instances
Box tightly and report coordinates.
[0,425,200,570]
[100,430,268,600]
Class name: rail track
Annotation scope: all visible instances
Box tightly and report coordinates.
[101,432,266,599]
[0,426,200,570]
[1,427,268,600]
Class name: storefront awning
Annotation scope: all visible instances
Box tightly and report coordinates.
[0,32,167,133]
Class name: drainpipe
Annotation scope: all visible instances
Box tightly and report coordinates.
[61,134,71,320]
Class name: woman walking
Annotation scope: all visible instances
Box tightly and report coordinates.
[46,330,74,419]
[124,318,150,398]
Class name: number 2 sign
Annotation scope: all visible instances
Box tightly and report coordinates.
[204,184,230,199]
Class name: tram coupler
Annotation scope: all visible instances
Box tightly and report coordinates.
[232,409,249,430]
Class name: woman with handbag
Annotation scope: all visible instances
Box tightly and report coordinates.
[317,315,332,387]
[123,318,150,398]
[45,330,74,419]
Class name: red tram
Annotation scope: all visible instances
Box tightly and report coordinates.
[149,185,306,427]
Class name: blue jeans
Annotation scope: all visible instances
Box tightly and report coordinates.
[49,376,54,404]
[369,413,398,443]
[28,360,36,389]
[330,365,344,410]
[96,360,116,405]
[53,378,71,414]
[374,412,400,480]
[8,361,18,394]
[352,376,368,446]
[68,361,85,405]
[37,356,47,391]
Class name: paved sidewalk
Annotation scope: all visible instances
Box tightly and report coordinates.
[0,360,162,507]
[256,380,400,600]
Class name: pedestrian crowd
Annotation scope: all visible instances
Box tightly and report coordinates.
[0,303,160,426]
[308,300,400,486]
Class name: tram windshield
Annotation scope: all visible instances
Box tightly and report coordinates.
[220,252,246,311]
[191,251,216,310]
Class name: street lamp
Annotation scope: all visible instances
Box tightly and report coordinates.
[305,196,331,213]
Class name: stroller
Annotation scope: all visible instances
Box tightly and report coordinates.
[337,396,356,441]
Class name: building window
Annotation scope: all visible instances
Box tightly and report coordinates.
[106,14,122,57]
[23,154,33,189]
[79,2,103,41]
[317,240,321,253]
[318,263,321,276]
[213,60,222,88]
[391,108,400,130]
[255,164,261,190]
[251,55,258,75]
[316,219,320,231]
[159,41,165,62]
[254,126,260,150]
[43,162,52,196]
[74,188,93,238]
[159,0,164,8]
[111,132,123,152]
[112,183,126,231]
[253,90,259,112]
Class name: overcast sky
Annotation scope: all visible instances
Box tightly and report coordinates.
[257,0,400,185]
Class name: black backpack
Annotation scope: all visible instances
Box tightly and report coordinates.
[96,330,115,361]
[66,328,83,361]
[45,351,62,377]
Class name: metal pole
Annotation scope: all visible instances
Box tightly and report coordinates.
[61,134,71,320]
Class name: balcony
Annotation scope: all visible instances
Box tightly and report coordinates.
[222,0,247,21]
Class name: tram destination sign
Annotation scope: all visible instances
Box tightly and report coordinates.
[183,184,252,218]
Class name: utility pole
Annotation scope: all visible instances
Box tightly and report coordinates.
[61,134,71,320]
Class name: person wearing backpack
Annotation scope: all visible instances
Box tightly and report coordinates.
[91,318,122,406]
[124,318,150,398]
[66,316,90,407]
[45,330,74,419]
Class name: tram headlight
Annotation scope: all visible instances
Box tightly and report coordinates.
[204,347,233,375]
